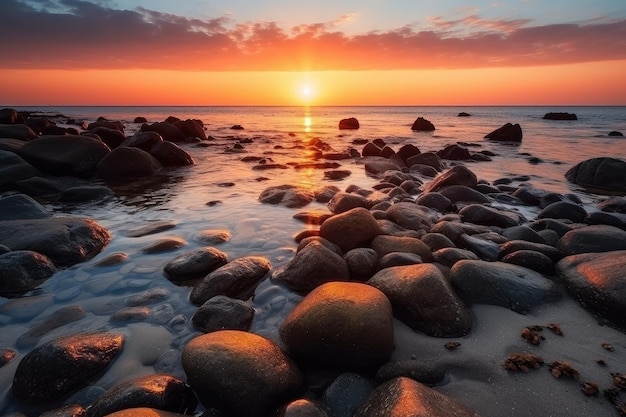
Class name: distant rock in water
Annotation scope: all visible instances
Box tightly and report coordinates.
[339,117,360,130]
[134,116,147,123]
[608,131,623,137]
[565,157,626,193]
[457,112,471,117]
[485,122,522,142]
[411,117,435,131]
[543,112,577,120]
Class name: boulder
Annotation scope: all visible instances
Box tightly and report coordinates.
[432,247,479,267]
[141,122,186,143]
[0,108,21,124]
[88,118,124,133]
[96,408,191,417]
[458,112,471,117]
[276,398,331,417]
[368,263,471,337]
[451,260,559,313]
[259,184,315,208]
[97,147,163,180]
[174,119,207,140]
[0,217,111,267]
[361,142,383,157]
[12,332,123,404]
[537,201,587,223]
[557,225,626,255]
[437,144,471,160]
[189,256,271,305]
[423,165,477,193]
[543,112,577,120]
[501,249,554,275]
[88,126,126,149]
[279,282,394,370]
[0,124,37,141]
[415,192,455,212]
[0,193,50,220]
[339,117,360,130]
[59,185,115,203]
[458,233,501,261]
[0,150,41,192]
[321,373,373,417]
[556,250,626,329]
[121,131,163,151]
[370,235,432,261]
[192,295,255,333]
[163,247,228,282]
[396,144,421,165]
[485,122,522,142]
[17,135,111,177]
[344,248,379,281]
[438,185,490,204]
[85,374,197,417]
[150,141,194,167]
[271,239,350,292]
[565,157,626,192]
[0,250,57,296]
[354,377,480,417]
[406,152,445,172]
[320,207,383,252]
[182,330,303,417]
[385,202,439,233]
[609,131,624,137]
[411,117,435,131]
[327,192,372,214]
[459,204,525,228]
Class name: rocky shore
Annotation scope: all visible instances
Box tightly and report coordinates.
[1,108,626,416]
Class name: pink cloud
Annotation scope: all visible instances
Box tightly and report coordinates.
[1,0,625,71]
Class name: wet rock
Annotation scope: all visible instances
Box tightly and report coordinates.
[189,256,271,305]
[538,201,587,223]
[88,126,125,149]
[110,306,152,323]
[0,249,58,296]
[174,118,207,141]
[272,240,350,293]
[121,131,163,151]
[86,373,197,417]
[371,235,432,261]
[327,192,372,214]
[451,260,558,313]
[0,124,37,141]
[275,398,331,417]
[364,158,403,177]
[557,225,626,255]
[354,377,480,417]
[126,288,170,306]
[293,210,333,226]
[406,152,445,172]
[423,165,477,193]
[59,186,115,203]
[415,192,454,212]
[163,247,228,282]
[0,349,17,367]
[259,184,316,208]
[433,247,479,267]
[16,305,86,349]
[88,118,124,133]
[182,330,303,417]
[485,122,522,142]
[386,202,439,233]
[141,237,187,254]
[324,169,351,180]
[97,147,163,180]
[192,295,255,333]
[94,408,189,417]
[0,151,41,192]
[586,211,626,230]
[438,185,490,204]
[12,332,124,404]
[378,252,423,269]
[458,233,501,261]
[421,232,455,251]
[141,122,186,143]
[280,282,394,370]
[344,248,379,281]
[459,204,525,228]
[499,240,563,262]
[368,263,471,337]
[411,117,435,131]
[362,142,383,157]
[320,207,383,252]
[543,112,577,120]
[339,117,359,130]
[321,373,373,417]
[0,217,111,267]
[609,131,624,136]
[530,218,573,238]
[501,250,554,275]
[437,144,471,160]
[121,220,176,238]
[150,141,194,167]
[39,404,86,417]
[194,229,231,244]
[565,157,626,192]
[556,250,626,329]
[501,225,544,243]
[512,186,549,206]
[396,144,421,165]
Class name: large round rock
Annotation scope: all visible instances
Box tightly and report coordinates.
[12,332,123,404]
[97,147,163,180]
[0,250,57,296]
[565,157,626,192]
[557,225,626,255]
[181,330,303,417]
[279,282,394,370]
[320,207,382,252]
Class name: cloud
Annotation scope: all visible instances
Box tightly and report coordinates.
[1,0,625,71]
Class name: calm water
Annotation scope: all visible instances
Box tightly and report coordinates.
[1,106,625,414]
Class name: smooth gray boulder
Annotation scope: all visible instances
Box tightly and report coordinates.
[0,250,57,296]
[557,225,626,255]
[0,150,41,191]
[97,146,163,180]
[565,157,626,192]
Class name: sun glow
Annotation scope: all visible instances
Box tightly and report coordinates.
[299,83,315,103]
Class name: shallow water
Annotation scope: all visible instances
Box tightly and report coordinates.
[1,105,625,414]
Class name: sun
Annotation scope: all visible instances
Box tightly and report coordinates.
[299,83,314,102]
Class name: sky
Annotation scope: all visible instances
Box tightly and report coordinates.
[1,0,625,106]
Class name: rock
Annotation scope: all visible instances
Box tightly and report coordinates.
[364,158,403,177]
[609,131,624,136]
[368,263,471,337]
[557,225,626,255]
[0,250,57,296]
[141,237,187,254]
[86,374,197,417]
[543,112,577,120]
[501,250,554,275]
[344,248,379,281]
[0,108,21,124]
[370,235,432,261]
[88,126,126,149]
[88,118,124,133]
[362,142,382,157]
[324,169,351,180]
[458,233,501,261]
[259,184,315,208]
[459,204,525,228]
[275,398,331,417]
[565,157,626,192]
[0,150,41,191]
[438,185,490,204]
[437,144,471,160]
[141,122,186,143]
[501,225,544,243]
[499,240,563,262]
[150,141,194,167]
[451,260,558,313]
[458,112,471,117]
[411,117,435,131]
[556,250,626,329]
[537,201,587,223]
[0,349,16,368]
[15,305,86,350]
[386,202,439,233]
[586,211,626,230]
[354,377,480,417]
[0,124,37,141]
[272,240,350,292]
[189,256,271,305]
[406,152,445,172]
[12,332,123,404]
[321,373,373,417]
[327,192,372,214]
[97,147,163,180]
[320,207,383,252]
[194,229,232,244]
[39,404,86,417]
[122,220,176,237]
[376,360,445,385]
[415,192,454,212]
[182,330,303,417]
[421,233,455,251]
[423,165,477,193]
[0,193,50,220]
[121,131,163,151]
[485,122,522,142]
[433,247,479,267]
[192,295,255,333]
[598,196,626,213]
[377,252,423,269]
[97,408,191,417]
[17,135,111,177]
[110,306,152,323]
[279,282,394,370]
[59,186,115,203]
[163,247,228,282]
[396,144,421,165]
[0,217,111,267]
[339,117,359,130]
[174,119,207,140]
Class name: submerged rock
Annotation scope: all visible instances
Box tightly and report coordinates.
[485,122,522,142]
[0,251,57,296]
[565,157,626,193]
[192,295,255,333]
[163,247,228,282]
[411,117,435,131]
[259,184,316,208]
[339,117,360,130]
[543,112,577,120]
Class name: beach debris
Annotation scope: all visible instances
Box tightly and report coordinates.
[546,323,563,336]
[604,388,626,416]
[503,352,544,372]
[613,373,626,389]
[603,342,615,352]
[549,361,580,380]
[597,359,608,366]
[445,341,461,350]
[521,326,544,345]
[581,382,600,396]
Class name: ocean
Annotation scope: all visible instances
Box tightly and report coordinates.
[1,105,625,415]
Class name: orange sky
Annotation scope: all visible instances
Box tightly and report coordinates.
[1,1,625,106]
